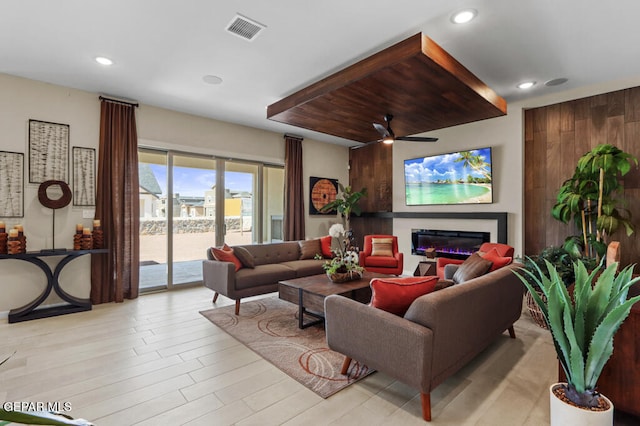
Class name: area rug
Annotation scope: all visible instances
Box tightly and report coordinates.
[199,297,374,398]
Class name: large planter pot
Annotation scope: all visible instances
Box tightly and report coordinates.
[526,283,575,329]
[526,290,549,329]
[550,383,613,426]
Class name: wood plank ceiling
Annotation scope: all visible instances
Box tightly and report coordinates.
[267,33,507,144]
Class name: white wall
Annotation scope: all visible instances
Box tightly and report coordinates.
[303,141,350,238]
[393,111,522,275]
[0,73,348,316]
[394,75,640,275]
[0,75,100,317]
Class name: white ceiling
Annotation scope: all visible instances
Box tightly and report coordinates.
[3,1,640,146]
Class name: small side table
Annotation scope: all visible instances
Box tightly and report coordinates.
[1,248,108,323]
[413,259,437,277]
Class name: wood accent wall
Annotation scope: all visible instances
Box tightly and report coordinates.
[524,87,640,267]
[349,142,393,212]
[348,142,394,248]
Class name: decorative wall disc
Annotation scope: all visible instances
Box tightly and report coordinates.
[38,180,72,209]
[309,176,338,214]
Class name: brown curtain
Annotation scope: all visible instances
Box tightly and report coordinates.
[91,98,140,303]
[284,135,305,241]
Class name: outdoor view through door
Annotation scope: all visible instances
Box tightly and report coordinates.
[138,148,284,292]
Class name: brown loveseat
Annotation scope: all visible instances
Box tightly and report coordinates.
[324,263,524,421]
[203,241,326,314]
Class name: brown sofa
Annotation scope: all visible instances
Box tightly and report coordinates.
[203,241,325,314]
[324,263,524,421]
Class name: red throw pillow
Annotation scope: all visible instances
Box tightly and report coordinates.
[210,245,243,272]
[370,276,439,316]
[320,235,333,258]
[480,248,512,272]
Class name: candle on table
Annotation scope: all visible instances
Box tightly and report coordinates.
[8,229,18,237]
[76,223,84,233]
[83,228,92,235]
[93,219,100,228]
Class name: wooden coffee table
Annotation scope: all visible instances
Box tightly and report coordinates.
[278,271,392,328]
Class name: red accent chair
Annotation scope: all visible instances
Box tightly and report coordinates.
[435,242,514,279]
[359,235,404,275]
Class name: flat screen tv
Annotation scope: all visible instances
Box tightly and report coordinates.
[404,147,493,205]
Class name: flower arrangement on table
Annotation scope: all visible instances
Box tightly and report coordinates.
[319,223,365,282]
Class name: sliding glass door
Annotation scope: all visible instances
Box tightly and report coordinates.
[138,149,169,291]
[224,161,258,245]
[139,148,283,292]
[172,154,216,286]
[263,165,284,242]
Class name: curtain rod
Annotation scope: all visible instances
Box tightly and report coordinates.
[99,95,139,108]
[284,133,303,140]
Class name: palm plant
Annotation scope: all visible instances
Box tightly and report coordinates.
[515,259,640,408]
[552,144,636,259]
[319,183,367,230]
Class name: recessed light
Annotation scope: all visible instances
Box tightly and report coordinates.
[545,78,569,87]
[95,56,113,66]
[517,81,536,90]
[451,9,477,24]
[203,75,223,85]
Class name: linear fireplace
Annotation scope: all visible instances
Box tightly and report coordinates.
[411,229,490,259]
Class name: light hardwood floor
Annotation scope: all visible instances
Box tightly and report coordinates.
[0,287,636,425]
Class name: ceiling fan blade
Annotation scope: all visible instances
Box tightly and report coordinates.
[351,139,382,149]
[372,114,436,143]
[396,136,439,142]
[373,122,390,138]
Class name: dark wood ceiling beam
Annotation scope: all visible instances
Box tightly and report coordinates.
[267,33,507,143]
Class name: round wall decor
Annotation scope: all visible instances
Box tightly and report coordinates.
[310,177,338,214]
[38,180,72,209]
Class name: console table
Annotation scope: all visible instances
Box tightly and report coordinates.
[1,249,108,323]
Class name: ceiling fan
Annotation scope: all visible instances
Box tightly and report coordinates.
[372,114,438,144]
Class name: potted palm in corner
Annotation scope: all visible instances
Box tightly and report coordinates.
[552,144,636,260]
[319,183,367,232]
[515,259,640,425]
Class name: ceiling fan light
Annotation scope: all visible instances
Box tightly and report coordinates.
[382,136,394,144]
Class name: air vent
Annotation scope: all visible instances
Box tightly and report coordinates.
[226,14,266,41]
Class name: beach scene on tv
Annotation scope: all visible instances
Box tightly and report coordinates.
[404,147,493,205]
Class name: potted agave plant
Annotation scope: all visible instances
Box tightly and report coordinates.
[519,246,597,329]
[515,259,640,425]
